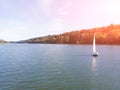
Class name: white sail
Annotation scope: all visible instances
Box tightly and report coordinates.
[93,35,99,56]
[93,35,96,52]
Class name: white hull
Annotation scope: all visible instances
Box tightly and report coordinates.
[93,52,99,56]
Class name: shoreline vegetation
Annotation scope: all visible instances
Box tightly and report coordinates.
[18,24,120,44]
[0,39,7,44]
[2,24,120,45]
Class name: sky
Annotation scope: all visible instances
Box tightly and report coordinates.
[0,0,120,41]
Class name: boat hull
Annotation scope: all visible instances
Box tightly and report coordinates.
[93,54,98,57]
[93,52,99,57]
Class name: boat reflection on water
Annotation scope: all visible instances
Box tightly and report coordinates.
[91,57,98,89]
[92,57,97,73]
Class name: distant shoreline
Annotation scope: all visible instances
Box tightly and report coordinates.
[8,41,120,46]
[2,24,120,45]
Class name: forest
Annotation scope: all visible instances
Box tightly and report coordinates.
[19,24,120,44]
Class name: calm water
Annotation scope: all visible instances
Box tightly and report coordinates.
[0,44,120,90]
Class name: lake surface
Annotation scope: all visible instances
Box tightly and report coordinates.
[0,44,120,90]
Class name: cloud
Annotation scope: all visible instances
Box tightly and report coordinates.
[58,1,72,16]
[64,1,72,8]
[59,11,69,16]
[35,0,54,16]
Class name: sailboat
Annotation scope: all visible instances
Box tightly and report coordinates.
[93,35,99,57]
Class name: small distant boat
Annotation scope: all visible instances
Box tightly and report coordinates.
[93,35,99,57]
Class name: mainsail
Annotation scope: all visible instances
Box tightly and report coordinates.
[93,35,99,56]
[93,35,96,53]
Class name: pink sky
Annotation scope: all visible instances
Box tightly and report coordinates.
[0,0,120,41]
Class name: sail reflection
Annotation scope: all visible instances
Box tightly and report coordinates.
[92,57,97,72]
[91,57,98,90]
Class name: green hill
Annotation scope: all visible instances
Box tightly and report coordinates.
[20,24,120,44]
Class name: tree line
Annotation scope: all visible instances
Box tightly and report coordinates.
[20,24,120,44]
